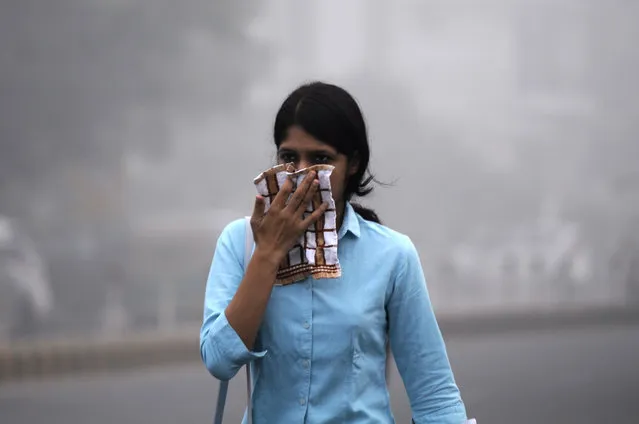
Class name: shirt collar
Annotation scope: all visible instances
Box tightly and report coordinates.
[338,201,361,239]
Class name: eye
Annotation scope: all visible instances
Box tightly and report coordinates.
[314,155,331,164]
[278,152,297,164]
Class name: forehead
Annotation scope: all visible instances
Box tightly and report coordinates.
[279,126,337,154]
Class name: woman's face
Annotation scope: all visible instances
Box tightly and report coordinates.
[277,126,357,207]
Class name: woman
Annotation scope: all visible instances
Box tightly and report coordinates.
[200,82,469,423]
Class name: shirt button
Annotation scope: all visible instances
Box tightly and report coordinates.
[302,359,310,369]
[299,398,306,406]
[303,321,310,329]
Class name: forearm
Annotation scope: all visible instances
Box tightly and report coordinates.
[225,246,282,350]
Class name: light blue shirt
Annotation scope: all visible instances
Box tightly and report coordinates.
[200,202,467,423]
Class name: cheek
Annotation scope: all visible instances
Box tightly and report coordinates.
[328,172,346,201]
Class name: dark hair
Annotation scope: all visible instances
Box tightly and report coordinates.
[273,81,381,224]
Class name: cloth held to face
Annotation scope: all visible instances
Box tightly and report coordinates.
[253,163,341,285]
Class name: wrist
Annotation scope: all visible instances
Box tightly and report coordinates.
[252,245,285,270]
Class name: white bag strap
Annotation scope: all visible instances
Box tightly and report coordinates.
[243,216,254,424]
[213,217,254,424]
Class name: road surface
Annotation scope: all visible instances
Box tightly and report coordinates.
[1,324,638,424]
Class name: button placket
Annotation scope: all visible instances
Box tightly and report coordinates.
[299,278,313,411]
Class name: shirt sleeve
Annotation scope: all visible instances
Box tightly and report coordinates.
[386,235,468,424]
[199,218,267,381]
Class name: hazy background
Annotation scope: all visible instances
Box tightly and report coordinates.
[1,1,638,422]
[2,0,638,340]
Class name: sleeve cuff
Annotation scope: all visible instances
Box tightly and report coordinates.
[212,309,268,362]
[201,310,267,380]
[412,401,467,424]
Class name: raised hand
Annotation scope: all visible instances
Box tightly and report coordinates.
[250,169,328,261]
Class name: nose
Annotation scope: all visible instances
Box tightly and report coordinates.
[297,159,312,170]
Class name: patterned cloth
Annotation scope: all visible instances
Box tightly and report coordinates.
[253,163,340,285]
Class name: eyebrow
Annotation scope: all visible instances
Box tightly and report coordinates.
[277,148,336,156]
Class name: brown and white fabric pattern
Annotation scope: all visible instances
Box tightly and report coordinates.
[253,163,341,285]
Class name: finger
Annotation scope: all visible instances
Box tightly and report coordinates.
[301,202,329,228]
[270,176,294,210]
[295,178,319,216]
[286,171,316,212]
[251,195,266,221]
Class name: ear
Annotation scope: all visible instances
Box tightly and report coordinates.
[347,153,360,177]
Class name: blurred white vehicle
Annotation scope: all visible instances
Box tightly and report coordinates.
[0,215,54,341]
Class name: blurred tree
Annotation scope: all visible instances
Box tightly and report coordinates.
[0,0,267,213]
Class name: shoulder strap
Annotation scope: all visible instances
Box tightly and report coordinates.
[243,216,254,424]
[244,216,254,268]
[213,217,254,424]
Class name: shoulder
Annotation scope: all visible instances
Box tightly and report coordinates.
[357,218,419,267]
[218,217,247,242]
[358,218,416,251]
[213,217,249,258]
[357,219,427,299]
